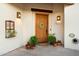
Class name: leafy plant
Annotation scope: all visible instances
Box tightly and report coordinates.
[48,34,56,45]
[29,36,38,46]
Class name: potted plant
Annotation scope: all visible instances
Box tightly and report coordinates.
[29,36,38,46]
[48,34,56,45]
[25,42,34,49]
[26,36,38,49]
[56,40,62,46]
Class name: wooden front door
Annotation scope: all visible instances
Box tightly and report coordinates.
[35,14,48,43]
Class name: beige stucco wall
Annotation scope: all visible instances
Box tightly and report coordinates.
[0,3,23,55]
[22,4,64,45]
[0,3,64,55]
[64,4,79,50]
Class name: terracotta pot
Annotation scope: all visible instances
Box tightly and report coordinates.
[57,43,62,46]
[53,43,57,47]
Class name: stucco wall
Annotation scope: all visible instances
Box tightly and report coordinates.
[64,4,79,50]
[0,4,23,55]
[22,4,64,45]
[0,3,64,55]
[51,4,64,42]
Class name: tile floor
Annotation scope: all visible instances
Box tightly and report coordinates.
[2,46,79,56]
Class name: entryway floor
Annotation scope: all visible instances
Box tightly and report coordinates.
[2,46,79,56]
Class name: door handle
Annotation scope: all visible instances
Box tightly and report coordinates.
[46,29,48,33]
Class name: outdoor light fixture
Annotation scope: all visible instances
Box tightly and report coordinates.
[17,12,21,19]
[57,16,61,23]
[16,12,22,24]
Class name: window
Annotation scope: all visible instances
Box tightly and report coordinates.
[5,20,16,38]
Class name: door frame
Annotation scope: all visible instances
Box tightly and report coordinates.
[35,13,49,43]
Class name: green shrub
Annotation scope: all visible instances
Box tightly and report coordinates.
[29,36,38,46]
[48,34,56,45]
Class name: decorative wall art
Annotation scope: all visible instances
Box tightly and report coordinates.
[69,33,75,38]
[5,20,16,38]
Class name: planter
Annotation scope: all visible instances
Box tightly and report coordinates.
[48,34,56,45]
[53,43,58,47]
[25,42,35,49]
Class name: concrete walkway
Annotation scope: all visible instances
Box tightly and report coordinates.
[2,46,79,56]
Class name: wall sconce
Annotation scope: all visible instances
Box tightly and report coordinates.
[17,12,21,19]
[57,16,61,23]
